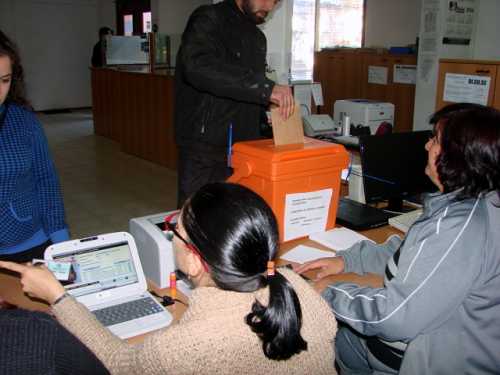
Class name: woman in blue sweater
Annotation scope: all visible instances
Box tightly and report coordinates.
[0,30,69,262]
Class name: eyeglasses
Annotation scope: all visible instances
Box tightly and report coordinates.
[164,211,209,272]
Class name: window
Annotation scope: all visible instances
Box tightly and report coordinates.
[291,0,365,82]
[142,12,152,33]
[291,0,316,82]
[318,0,364,49]
[116,0,151,36]
[124,15,134,36]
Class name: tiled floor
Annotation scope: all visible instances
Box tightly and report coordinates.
[40,110,178,239]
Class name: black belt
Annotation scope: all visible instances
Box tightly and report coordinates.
[366,337,404,371]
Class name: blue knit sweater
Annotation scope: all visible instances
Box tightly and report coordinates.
[0,103,69,255]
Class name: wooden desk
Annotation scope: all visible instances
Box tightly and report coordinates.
[0,224,401,342]
[278,225,400,291]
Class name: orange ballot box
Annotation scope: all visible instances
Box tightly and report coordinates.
[228,137,349,242]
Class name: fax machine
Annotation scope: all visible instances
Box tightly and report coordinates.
[333,99,394,135]
[302,114,341,137]
[129,212,192,295]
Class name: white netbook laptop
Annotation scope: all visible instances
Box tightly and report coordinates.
[44,232,173,339]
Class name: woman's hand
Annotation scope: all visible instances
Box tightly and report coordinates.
[0,261,65,304]
[293,257,345,281]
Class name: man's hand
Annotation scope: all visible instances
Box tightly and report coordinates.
[270,84,294,120]
[293,257,345,281]
[0,261,65,305]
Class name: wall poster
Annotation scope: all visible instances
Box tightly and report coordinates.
[443,0,477,45]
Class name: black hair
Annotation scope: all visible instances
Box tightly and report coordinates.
[99,27,113,38]
[182,182,307,360]
[429,103,500,199]
[0,29,31,109]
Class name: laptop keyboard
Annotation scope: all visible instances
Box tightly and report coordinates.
[93,296,163,327]
[336,197,393,230]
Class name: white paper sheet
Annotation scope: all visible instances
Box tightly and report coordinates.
[284,189,333,242]
[309,227,373,251]
[419,56,436,83]
[443,0,477,45]
[368,66,388,85]
[280,245,336,264]
[393,64,417,84]
[293,84,312,115]
[311,83,324,106]
[443,73,491,105]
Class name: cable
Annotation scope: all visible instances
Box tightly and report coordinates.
[299,103,311,116]
[150,290,189,307]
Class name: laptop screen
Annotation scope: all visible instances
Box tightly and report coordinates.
[53,241,139,297]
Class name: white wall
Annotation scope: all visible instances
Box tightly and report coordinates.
[473,0,500,60]
[97,0,116,33]
[0,0,112,111]
[365,0,421,48]
[413,0,476,131]
[156,0,210,35]
[260,0,293,84]
[155,0,211,66]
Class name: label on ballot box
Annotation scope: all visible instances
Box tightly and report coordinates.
[284,189,333,242]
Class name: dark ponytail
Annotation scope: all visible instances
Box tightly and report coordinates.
[246,272,308,360]
[182,183,308,360]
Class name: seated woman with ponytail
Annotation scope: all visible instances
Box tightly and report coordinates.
[0,183,337,374]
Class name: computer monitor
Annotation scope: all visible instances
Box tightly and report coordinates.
[359,131,437,212]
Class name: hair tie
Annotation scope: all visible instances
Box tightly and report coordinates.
[267,261,275,277]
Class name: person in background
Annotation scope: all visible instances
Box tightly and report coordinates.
[0,30,69,263]
[0,309,109,375]
[91,26,113,68]
[0,183,337,374]
[174,0,295,207]
[296,103,500,374]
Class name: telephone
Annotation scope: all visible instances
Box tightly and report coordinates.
[302,114,341,137]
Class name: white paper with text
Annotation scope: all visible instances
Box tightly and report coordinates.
[284,189,333,242]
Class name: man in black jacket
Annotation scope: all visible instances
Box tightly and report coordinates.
[175,0,294,207]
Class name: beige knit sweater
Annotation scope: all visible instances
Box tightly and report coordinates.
[52,269,337,375]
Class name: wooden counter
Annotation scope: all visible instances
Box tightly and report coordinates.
[91,67,177,170]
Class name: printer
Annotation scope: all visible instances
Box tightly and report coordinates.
[129,211,192,295]
[333,99,394,135]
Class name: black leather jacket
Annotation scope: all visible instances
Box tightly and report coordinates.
[174,0,275,150]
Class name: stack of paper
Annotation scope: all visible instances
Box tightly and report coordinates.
[309,227,373,251]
